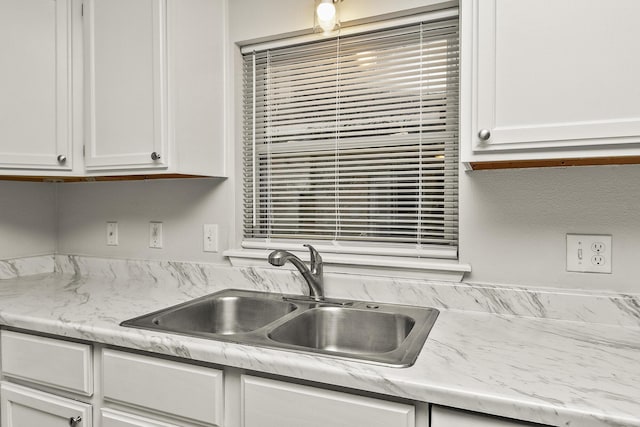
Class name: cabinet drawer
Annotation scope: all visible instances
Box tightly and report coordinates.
[431,405,545,427]
[102,349,223,426]
[102,408,181,427]
[241,375,415,427]
[1,330,93,395]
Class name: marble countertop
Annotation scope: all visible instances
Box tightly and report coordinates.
[0,272,638,427]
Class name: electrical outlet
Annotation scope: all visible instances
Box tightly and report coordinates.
[149,222,163,249]
[204,224,219,252]
[106,222,118,246]
[566,234,612,273]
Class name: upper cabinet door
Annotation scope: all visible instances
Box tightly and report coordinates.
[84,0,168,171]
[0,0,72,171]
[464,0,640,162]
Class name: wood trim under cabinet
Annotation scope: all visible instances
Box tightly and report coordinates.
[469,156,640,170]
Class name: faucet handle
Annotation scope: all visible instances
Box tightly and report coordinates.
[303,244,322,272]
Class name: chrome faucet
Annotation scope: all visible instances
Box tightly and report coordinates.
[268,244,324,301]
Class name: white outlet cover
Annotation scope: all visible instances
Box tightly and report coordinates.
[566,234,612,274]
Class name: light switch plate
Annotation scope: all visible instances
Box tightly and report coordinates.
[149,222,163,249]
[106,222,118,246]
[566,234,612,273]
[203,224,219,252]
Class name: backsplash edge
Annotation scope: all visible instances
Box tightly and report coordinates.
[0,255,55,279]
[43,254,640,328]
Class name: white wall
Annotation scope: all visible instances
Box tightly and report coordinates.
[0,182,56,259]
[460,165,640,293]
[228,0,454,44]
[51,0,640,294]
[56,179,232,264]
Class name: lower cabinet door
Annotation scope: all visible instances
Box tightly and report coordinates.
[101,409,180,427]
[1,382,92,427]
[241,375,415,427]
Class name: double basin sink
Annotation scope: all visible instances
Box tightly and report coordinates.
[121,289,439,367]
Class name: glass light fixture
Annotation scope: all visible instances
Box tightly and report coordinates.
[315,0,339,34]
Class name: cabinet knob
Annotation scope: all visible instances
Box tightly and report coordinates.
[151,152,161,161]
[69,416,82,426]
[57,154,67,164]
[478,129,491,141]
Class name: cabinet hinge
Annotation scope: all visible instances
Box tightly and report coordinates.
[82,145,85,157]
[81,3,84,17]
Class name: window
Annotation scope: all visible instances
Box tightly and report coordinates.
[242,12,459,261]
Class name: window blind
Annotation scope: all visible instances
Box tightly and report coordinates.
[242,15,459,258]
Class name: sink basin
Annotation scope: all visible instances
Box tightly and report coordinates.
[121,289,439,367]
[269,307,415,354]
[121,291,297,336]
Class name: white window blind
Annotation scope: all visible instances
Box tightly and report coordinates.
[242,15,459,259]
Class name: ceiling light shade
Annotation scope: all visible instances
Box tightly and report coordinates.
[315,0,339,34]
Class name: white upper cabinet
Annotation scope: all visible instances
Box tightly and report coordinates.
[0,0,226,178]
[462,0,640,166]
[84,0,168,172]
[0,0,73,171]
[83,0,227,177]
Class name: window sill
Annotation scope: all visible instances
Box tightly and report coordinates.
[223,249,471,282]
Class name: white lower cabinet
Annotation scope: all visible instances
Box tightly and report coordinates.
[0,330,549,427]
[0,331,94,427]
[0,382,92,427]
[0,330,93,396]
[431,405,544,427]
[102,349,224,426]
[101,408,180,427]
[241,375,415,427]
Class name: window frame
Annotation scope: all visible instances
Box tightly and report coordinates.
[227,8,470,281]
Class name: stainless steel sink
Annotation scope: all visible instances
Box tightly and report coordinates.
[269,307,415,354]
[122,291,297,336]
[121,289,439,367]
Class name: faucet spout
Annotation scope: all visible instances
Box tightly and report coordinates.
[268,244,324,301]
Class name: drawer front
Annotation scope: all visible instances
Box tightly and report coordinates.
[102,408,181,427]
[431,405,542,427]
[242,375,415,427]
[102,349,223,426]
[1,330,93,395]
